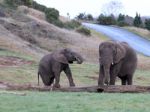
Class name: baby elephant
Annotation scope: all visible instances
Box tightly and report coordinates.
[38,48,83,88]
[98,41,137,86]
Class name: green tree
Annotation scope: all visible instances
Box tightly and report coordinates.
[145,19,150,30]
[117,13,128,26]
[117,13,125,21]
[76,13,86,20]
[86,14,94,21]
[133,13,142,27]
[97,14,116,25]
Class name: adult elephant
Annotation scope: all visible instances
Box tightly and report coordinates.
[98,41,137,86]
[38,48,83,88]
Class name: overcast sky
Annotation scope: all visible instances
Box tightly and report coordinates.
[34,0,150,18]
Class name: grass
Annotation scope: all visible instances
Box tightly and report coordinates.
[0,39,150,112]
[0,91,150,112]
[124,26,150,40]
[0,49,35,61]
[91,29,109,41]
[1,50,150,86]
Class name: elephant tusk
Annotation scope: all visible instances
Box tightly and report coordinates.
[111,62,114,65]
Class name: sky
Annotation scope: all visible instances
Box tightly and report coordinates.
[34,0,150,18]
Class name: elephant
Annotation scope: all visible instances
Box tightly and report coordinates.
[98,41,137,86]
[38,48,83,88]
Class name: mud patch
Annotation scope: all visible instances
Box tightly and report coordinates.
[0,56,34,67]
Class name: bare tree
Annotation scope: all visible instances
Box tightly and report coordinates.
[101,0,124,16]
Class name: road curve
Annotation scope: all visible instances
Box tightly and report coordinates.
[83,23,150,56]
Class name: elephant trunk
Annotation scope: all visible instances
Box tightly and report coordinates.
[103,65,110,85]
[74,53,84,64]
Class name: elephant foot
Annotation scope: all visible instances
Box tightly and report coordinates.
[53,84,61,88]
[70,83,75,87]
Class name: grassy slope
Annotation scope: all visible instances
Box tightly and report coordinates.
[0,92,150,112]
[124,26,150,40]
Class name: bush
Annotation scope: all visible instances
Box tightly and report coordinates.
[32,1,62,27]
[97,14,116,25]
[64,20,81,29]
[117,21,128,27]
[76,27,91,36]
[4,0,32,7]
[53,20,64,28]
[145,19,150,30]
[45,8,59,23]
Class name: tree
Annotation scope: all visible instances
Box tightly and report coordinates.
[76,13,86,20]
[117,13,128,26]
[97,14,116,25]
[117,13,125,21]
[101,1,124,17]
[145,19,150,30]
[86,14,94,21]
[133,13,142,27]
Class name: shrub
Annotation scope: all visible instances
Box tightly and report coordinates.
[76,27,91,36]
[45,8,59,22]
[53,20,64,28]
[32,1,61,27]
[97,14,116,25]
[64,20,81,29]
[117,21,129,27]
[4,0,32,7]
[145,19,150,30]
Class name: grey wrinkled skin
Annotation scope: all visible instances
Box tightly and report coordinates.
[98,41,137,86]
[38,48,83,88]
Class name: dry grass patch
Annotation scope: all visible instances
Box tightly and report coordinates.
[17,6,46,20]
[124,26,150,40]
[137,54,150,70]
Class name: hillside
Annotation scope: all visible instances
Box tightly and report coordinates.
[0,5,104,63]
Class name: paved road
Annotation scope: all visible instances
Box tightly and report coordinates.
[83,23,150,56]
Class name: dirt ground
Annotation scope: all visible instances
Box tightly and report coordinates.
[0,56,34,67]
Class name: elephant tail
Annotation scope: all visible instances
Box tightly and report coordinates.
[38,72,40,86]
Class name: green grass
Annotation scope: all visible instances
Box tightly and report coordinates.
[1,49,150,86]
[0,49,35,61]
[123,27,150,40]
[0,91,150,112]
[1,47,150,112]
[91,29,109,40]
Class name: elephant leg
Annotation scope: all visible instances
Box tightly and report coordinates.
[109,74,116,85]
[53,71,61,88]
[109,66,119,85]
[49,75,55,85]
[64,65,75,87]
[109,70,117,85]
[98,65,104,86]
[121,77,127,85]
[127,74,133,85]
[119,76,127,85]
[121,79,127,85]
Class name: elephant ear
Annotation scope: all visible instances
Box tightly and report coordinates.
[114,43,126,63]
[53,51,68,64]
